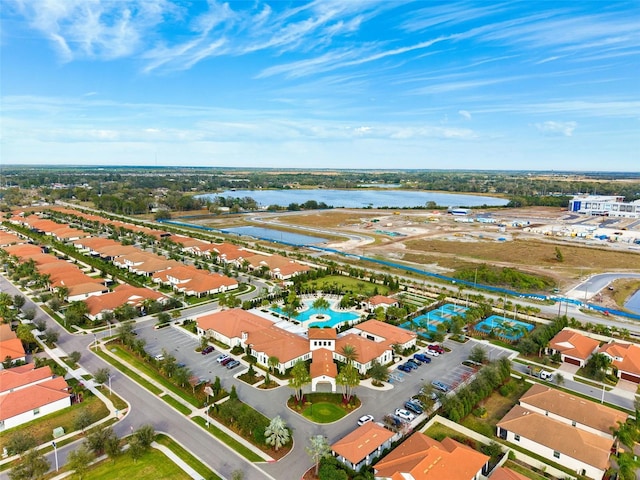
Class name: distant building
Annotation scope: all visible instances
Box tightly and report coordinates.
[568,195,640,218]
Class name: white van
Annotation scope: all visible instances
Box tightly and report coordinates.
[540,371,553,380]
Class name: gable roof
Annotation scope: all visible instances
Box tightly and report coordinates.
[308,328,337,340]
[497,405,613,470]
[0,365,54,394]
[356,319,417,346]
[84,284,166,316]
[519,383,627,435]
[374,433,489,480]
[0,324,16,342]
[0,376,70,421]
[549,329,600,360]
[310,348,337,379]
[367,295,397,306]
[0,338,26,361]
[490,467,531,480]
[336,334,390,365]
[331,421,394,465]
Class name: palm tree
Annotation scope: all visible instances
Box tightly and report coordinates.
[264,416,290,451]
[312,297,330,312]
[288,361,310,403]
[340,344,358,365]
[268,355,280,374]
[306,435,330,477]
[368,361,389,385]
[336,363,360,403]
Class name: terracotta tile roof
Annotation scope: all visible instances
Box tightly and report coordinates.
[599,342,640,377]
[490,467,531,480]
[0,232,21,246]
[368,295,397,306]
[497,405,613,470]
[0,324,16,342]
[170,235,210,248]
[133,258,181,274]
[197,309,309,363]
[212,243,246,260]
[310,348,337,379]
[29,253,60,265]
[308,328,337,340]
[95,244,140,258]
[356,319,417,346]
[0,376,70,421]
[374,433,489,480]
[520,383,627,435]
[0,338,26,361]
[2,243,44,258]
[336,334,389,365]
[0,365,53,394]
[73,237,120,250]
[85,284,166,316]
[180,273,237,294]
[549,329,599,360]
[331,422,394,465]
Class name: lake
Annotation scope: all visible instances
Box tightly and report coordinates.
[198,189,508,209]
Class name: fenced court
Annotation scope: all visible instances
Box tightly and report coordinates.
[474,316,534,340]
[401,303,469,334]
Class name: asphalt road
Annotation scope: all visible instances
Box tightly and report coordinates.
[567,273,640,302]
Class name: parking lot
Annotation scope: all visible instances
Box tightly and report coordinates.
[137,321,246,384]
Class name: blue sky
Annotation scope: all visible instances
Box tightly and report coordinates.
[1,1,639,171]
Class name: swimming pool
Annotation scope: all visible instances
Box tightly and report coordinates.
[474,316,534,340]
[271,300,360,328]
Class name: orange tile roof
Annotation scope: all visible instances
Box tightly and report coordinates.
[85,284,166,316]
[368,295,397,306]
[374,433,489,480]
[357,319,416,346]
[73,237,120,250]
[336,334,389,365]
[310,348,337,379]
[180,273,237,294]
[0,232,21,246]
[599,342,640,377]
[212,243,246,260]
[308,328,337,340]
[197,309,273,338]
[490,467,531,480]
[549,329,599,360]
[0,338,26,361]
[0,376,70,421]
[497,405,613,470]
[0,365,53,394]
[520,383,627,435]
[0,324,16,342]
[331,421,395,465]
[2,243,44,258]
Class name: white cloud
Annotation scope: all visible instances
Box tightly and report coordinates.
[534,121,577,136]
[458,110,472,120]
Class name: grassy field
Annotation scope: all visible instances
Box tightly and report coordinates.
[304,275,389,296]
[610,278,640,309]
[404,237,639,274]
[85,448,192,480]
[155,434,222,480]
[191,417,264,462]
[0,395,108,452]
[301,402,346,423]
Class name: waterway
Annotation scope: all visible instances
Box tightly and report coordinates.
[624,290,640,314]
[221,226,327,245]
[198,189,508,209]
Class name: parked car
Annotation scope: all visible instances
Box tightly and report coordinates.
[431,380,449,392]
[216,354,229,364]
[394,408,415,422]
[220,357,234,366]
[398,363,413,373]
[414,353,431,363]
[403,361,418,370]
[154,353,164,361]
[408,357,421,366]
[201,345,215,355]
[176,362,186,368]
[357,414,374,426]
[406,359,421,368]
[404,400,423,415]
[425,349,439,357]
[226,360,240,369]
[428,344,445,354]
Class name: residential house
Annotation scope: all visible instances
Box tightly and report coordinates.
[152,265,238,297]
[490,467,530,480]
[365,295,399,311]
[374,432,489,480]
[497,405,613,479]
[84,284,168,321]
[0,337,26,369]
[0,364,71,431]
[331,422,395,472]
[548,328,600,367]
[598,341,640,383]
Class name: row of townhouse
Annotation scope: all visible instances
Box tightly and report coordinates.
[196,309,416,387]
[549,328,640,383]
[0,363,71,431]
[497,383,627,479]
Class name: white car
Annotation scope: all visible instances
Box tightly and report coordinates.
[425,349,440,357]
[394,408,415,422]
[216,354,229,363]
[357,414,374,426]
[154,353,165,361]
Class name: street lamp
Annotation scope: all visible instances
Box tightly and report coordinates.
[204,402,209,428]
[93,333,98,351]
[51,441,59,472]
[108,373,112,396]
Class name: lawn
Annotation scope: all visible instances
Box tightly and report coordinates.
[289,393,360,423]
[86,448,191,480]
[502,459,550,480]
[302,402,346,423]
[191,417,264,462]
[460,379,531,438]
[0,394,108,452]
[155,434,222,480]
[303,275,389,296]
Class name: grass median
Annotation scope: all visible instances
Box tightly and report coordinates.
[95,349,162,395]
[156,434,222,480]
[192,417,263,462]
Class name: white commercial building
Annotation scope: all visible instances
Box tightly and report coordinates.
[568,195,640,218]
